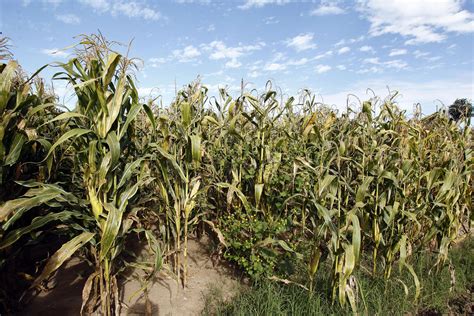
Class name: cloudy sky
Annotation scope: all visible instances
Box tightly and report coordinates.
[1,0,473,113]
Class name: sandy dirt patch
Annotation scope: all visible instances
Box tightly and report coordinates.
[22,237,240,316]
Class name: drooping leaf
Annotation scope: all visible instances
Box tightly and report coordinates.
[31,232,95,288]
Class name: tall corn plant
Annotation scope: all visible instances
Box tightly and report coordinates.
[0,42,59,312]
[0,35,156,315]
[0,60,55,201]
[146,81,205,287]
[297,95,472,311]
[48,36,158,314]
[203,85,304,278]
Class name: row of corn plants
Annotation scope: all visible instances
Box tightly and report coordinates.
[0,35,161,315]
[0,34,472,314]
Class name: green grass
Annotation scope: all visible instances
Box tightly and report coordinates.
[202,237,474,315]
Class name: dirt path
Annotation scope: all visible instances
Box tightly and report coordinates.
[23,237,240,316]
[123,238,240,316]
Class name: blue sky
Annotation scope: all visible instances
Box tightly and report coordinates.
[1,0,473,114]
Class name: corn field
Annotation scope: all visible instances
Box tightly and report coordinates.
[0,35,472,315]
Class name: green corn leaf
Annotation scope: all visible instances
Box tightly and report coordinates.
[43,111,87,126]
[4,132,26,166]
[143,103,156,131]
[100,203,122,261]
[356,176,373,204]
[103,75,125,136]
[153,145,187,182]
[318,174,336,196]
[203,115,219,126]
[189,179,201,200]
[398,234,408,272]
[181,102,191,127]
[0,211,76,249]
[0,190,61,224]
[118,181,143,212]
[31,232,94,288]
[102,52,121,87]
[309,247,321,277]
[189,135,201,165]
[343,245,356,279]
[0,61,18,113]
[98,151,112,181]
[27,103,55,116]
[117,158,145,189]
[254,183,264,207]
[403,262,421,301]
[45,128,92,159]
[348,212,361,264]
[106,131,120,170]
[24,64,49,85]
[73,77,99,89]
[119,102,142,140]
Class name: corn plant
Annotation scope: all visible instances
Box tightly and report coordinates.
[0,35,158,315]
[144,81,206,287]
[0,33,472,315]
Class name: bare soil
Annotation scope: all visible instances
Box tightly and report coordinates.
[22,237,240,316]
[122,237,240,316]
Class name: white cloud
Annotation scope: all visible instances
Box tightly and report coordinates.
[55,14,81,24]
[271,52,286,62]
[364,57,380,64]
[264,16,279,24]
[335,36,365,47]
[314,50,333,60]
[427,56,442,62]
[203,41,264,68]
[203,70,224,78]
[79,0,162,20]
[389,48,407,56]
[239,0,290,9]
[286,33,317,52]
[384,59,408,69]
[259,54,309,73]
[336,65,347,70]
[357,0,474,44]
[175,0,212,3]
[148,57,167,68]
[360,45,374,53]
[287,58,309,66]
[41,48,69,58]
[413,50,430,58]
[248,71,260,78]
[43,0,62,6]
[172,45,201,62]
[356,66,383,74]
[79,0,110,11]
[363,57,408,70]
[207,24,215,31]
[315,64,332,74]
[310,4,346,16]
[206,41,264,60]
[248,61,262,72]
[338,46,350,54]
[225,59,242,68]
[113,2,162,20]
[265,62,287,71]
